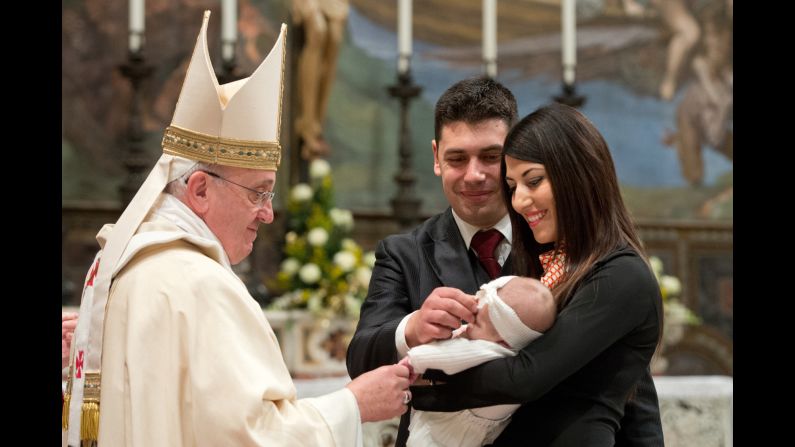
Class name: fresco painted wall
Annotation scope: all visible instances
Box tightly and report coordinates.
[326,0,732,220]
[62,0,295,203]
[63,0,732,223]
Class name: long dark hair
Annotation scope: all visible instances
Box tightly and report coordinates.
[501,103,649,309]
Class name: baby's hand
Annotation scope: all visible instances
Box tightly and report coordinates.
[398,356,419,383]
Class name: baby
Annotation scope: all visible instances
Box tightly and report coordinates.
[405,276,556,447]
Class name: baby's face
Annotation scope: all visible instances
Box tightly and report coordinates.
[466,303,503,343]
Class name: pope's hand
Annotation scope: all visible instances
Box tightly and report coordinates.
[62,312,79,369]
[347,363,412,422]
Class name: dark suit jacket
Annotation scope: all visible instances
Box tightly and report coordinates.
[346,209,663,446]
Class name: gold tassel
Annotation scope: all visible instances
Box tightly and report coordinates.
[80,400,99,441]
[63,361,74,431]
[62,392,71,430]
[80,372,101,443]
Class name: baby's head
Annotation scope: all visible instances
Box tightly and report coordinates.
[466,276,556,348]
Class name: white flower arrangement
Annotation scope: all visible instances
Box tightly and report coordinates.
[649,256,701,347]
[333,251,357,272]
[363,251,376,269]
[280,258,301,276]
[329,208,354,231]
[298,263,322,284]
[307,227,330,247]
[309,158,331,179]
[290,183,313,202]
[269,159,375,319]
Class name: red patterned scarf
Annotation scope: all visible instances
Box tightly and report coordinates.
[539,248,567,290]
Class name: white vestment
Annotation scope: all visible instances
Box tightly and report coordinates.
[83,194,362,446]
[406,337,520,447]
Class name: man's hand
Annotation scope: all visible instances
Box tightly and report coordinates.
[346,363,412,422]
[62,312,79,369]
[405,287,478,348]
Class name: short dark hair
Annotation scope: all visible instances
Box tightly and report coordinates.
[501,102,648,309]
[434,76,518,143]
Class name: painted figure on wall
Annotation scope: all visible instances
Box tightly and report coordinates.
[655,0,703,101]
[614,0,733,102]
[665,2,732,187]
[293,0,350,160]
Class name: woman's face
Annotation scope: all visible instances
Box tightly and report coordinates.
[504,155,558,244]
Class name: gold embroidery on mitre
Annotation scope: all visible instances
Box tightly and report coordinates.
[162,125,282,170]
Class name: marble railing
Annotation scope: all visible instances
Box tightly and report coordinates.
[295,375,733,447]
[654,375,733,447]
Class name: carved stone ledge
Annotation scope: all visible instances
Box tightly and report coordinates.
[266,309,357,377]
[654,376,733,447]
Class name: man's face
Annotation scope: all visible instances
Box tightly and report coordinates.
[203,167,276,265]
[433,119,509,228]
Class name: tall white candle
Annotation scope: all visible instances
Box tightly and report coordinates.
[129,0,145,53]
[561,0,576,85]
[397,0,412,74]
[483,0,497,77]
[222,0,238,62]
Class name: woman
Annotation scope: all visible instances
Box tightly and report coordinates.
[411,103,663,446]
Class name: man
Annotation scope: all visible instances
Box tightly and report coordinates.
[346,76,516,445]
[63,11,411,447]
[346,77,663,446]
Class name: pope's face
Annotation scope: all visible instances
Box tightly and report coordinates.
[432,119,509,228]
[203,167,276,265]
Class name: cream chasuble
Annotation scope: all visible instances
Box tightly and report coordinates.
[75,194,361,446]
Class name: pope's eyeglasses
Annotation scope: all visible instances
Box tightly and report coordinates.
[202,171,275,208]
